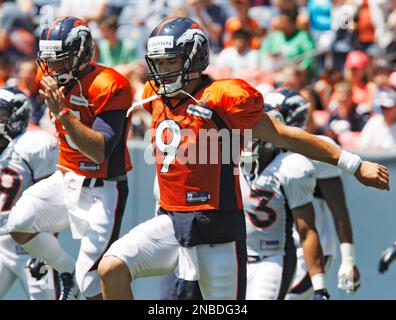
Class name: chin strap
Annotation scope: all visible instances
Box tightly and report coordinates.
[126,94,160,117]
[125,85,204,118]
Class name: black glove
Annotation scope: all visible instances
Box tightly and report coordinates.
[26,258,48,280]
[379,243,396,273]
[313,289,330,300]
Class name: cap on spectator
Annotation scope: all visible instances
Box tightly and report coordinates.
[345,51,369,70]
[374,89,396,108]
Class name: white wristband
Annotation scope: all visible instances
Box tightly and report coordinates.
[340,243,356,266]
[337,150,362,175]
[311,273,326,291]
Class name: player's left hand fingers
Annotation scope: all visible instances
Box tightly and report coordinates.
[41,76,56,91]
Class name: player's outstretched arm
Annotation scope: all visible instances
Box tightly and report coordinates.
[253,113,390,190]
[292,203,330,300]
[317,177,360,294]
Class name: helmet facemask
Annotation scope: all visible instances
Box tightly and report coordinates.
[146,50,202,97]
[37,50,76,86]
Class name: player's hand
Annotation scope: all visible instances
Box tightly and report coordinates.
[39,76,66,116]
[313,289,330,300]
[354,161,389,191]
[26,258,49,281]
[379,243,396,273]
[338,265,361,294]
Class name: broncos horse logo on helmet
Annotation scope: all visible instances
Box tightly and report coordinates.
[37,16,95,87]
[264,87,310,129]
[0,87,31,141]
[145,17,210,97]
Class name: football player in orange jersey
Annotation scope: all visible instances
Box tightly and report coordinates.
[7,17,133,300]
[98,17,389,300]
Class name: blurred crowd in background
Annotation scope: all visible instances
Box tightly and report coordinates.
[1,0,396,151]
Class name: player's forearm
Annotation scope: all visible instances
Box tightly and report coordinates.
[300,229,326,277]
[317,178,354,244]
[292,204,326,276]
[253,114,341,166]
[60,113,105,163]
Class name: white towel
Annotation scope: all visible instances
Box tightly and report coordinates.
[176,246,200,281]
[63,171,90,239]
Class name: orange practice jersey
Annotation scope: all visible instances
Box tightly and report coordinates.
[38,62,133,178]
[143,78,264,212]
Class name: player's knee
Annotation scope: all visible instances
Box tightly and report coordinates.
[99,256,132,284]
[7,206,36,235]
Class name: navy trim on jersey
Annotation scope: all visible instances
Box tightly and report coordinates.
[236,239,247,300]
[210,109,239,211]
[277,249,297,300]
[280,185,297,253]
[313,183,324,199]
[273,185,297,299]
[19,155,35,182]
[98,111,128,178]
[92,110,126,159]
[160,207,246,247]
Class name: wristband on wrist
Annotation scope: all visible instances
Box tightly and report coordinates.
[52,107,70,121]
[337,150,362,175]
[311,273,326,291]
[340,243,355,266]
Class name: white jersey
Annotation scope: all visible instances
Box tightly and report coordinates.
[0,130,58,238]
[241,152,316,257]
[292,136,340,257]
[0,130,58,300]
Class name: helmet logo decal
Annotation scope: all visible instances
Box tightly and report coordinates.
[147,36,174,54]
[176,28,206,48]
[65,25,90,46]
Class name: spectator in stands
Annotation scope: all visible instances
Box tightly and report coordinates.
[344,50,376,114]
[14,58,46,126]
[59,0,108,22]
[133,0,184,34]
[214,28,260,78]
[277,65,305,90]
[331,0,356,71]
[325,81,370,144]
[0,56,12,87]
[372,59,393,91]
[308,0,332,44]
[0,0,36,64]
[259,9,316,72]
[112,60,150,140]
[96,14,138,68]
[359,88,396,150]
[224,0,265,50]
[354,0,390,55]
[179,0,228,54]
[273,0,298,15]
